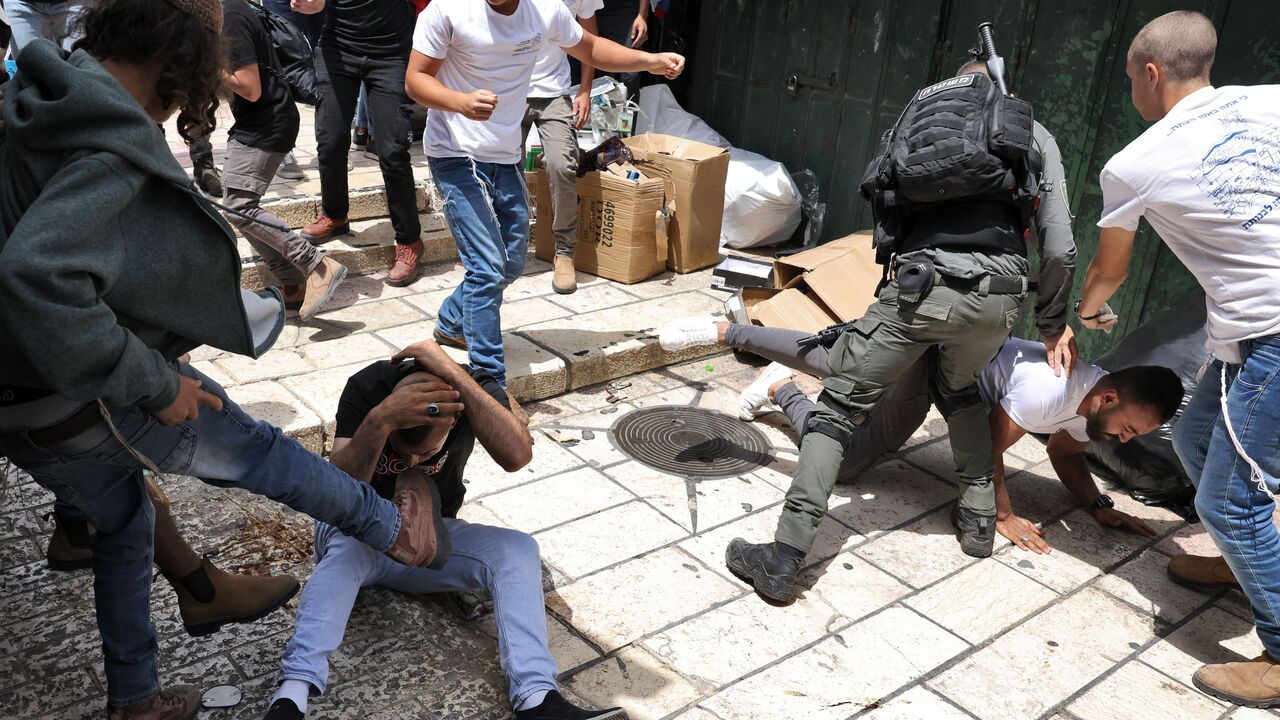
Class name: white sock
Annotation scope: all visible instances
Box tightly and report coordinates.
[274,680,311,714]
[515,689,550,711]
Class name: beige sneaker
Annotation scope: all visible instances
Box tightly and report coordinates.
[299,256,348,321]
[1168,554,1240,592]
[552,255,577,295]
[1194,653,1280,707]
[107,685,200,720]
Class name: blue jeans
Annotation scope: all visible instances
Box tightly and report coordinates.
[280,518,558,708]
[6,0,88,56]
[3,364,402,706]
[429,157,530,387]
[1173,336,1280,657]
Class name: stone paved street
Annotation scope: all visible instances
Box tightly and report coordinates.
[4,325,1280,719]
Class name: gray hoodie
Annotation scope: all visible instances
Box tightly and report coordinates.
[0,41,283,413]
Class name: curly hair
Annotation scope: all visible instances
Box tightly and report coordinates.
[73,0,225,144]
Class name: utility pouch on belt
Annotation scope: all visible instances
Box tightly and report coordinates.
[896,258,936,303]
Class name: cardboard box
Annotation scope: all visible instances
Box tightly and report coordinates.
[624,133,730,274]
[527,168,668,284]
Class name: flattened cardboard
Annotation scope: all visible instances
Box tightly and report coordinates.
[751,288,836,335]
[773,231,880,322]
[624,133,730,274]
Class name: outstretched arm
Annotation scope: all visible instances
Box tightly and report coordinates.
[564,31,683,78]
[1046,431,1156,537]
[989,405,1051,553]
[1077,226,1135,332]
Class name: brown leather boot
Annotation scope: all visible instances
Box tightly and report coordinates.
[281,284,304,317]
[168,557,300,637]
[299,256,349,321]
[386,239,424,287]
[552,255,577,295]
[300,213,350,244]
[1168,554,1240,592]
[1194,653,1280,707]
[384,468,451,569]
[433,328,467,350]
[107,685,200,720]
[46,513,93,571]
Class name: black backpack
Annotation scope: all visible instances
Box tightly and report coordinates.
[248,3,322,106]
[861,72,1041,264]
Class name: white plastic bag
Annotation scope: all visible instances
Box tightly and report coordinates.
[636,86,801,249]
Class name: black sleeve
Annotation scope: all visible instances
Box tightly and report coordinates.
[225,8,264,72]
[470,368,510,410]
[334,363,399,438]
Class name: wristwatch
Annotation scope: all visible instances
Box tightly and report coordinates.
[1089,495,1115,513]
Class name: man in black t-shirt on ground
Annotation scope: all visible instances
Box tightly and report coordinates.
[221,0,347,321]
[300,0,425,288]
[263,339,629,720]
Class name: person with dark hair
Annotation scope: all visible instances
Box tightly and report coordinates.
[0,1,447,717]
[1076,9,1280,707]
[300,0,425,287]
[220,0,348,321]
[263,339,626,720]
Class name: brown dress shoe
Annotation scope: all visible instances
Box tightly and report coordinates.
[301,213,351,244]
[280,284,304,317]
[384,468,451,569]
[433,328,467,350]
[169,557,300,637]
[552,255,577,294]
[1194,653,1280,707]
[299,256,349,321]
[1168,554,1240,592]
[107,685,200,720]
[386,239,424,287]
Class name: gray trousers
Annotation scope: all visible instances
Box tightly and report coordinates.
[222,138,322,287]
[521,95,580,257]
[724,324,932,482]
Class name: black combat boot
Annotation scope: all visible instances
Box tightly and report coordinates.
[952,503,996,558]
[724,538,805,603]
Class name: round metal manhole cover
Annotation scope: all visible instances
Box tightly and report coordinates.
[610,406,774,478]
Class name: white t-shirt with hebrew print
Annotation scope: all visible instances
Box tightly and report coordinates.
[1098,85,1280,362]
[528,0,602,99]
[415,0,585,164]
[977,338,1108,441]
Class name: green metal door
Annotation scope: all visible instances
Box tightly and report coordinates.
[690,0,1280,358]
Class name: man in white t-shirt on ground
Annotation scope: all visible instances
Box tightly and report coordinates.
[406,0,683,392]
[523,0,603,295]
[680,325,1180,551]
[1075,10,1280,707]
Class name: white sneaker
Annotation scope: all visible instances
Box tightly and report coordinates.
[739,362,795,421]
[659,316,719,352]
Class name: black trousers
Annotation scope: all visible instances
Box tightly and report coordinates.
[313,43,421,245]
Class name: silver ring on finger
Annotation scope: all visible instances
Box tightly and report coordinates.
[1020,535,1030,543]
[427,403,440,416]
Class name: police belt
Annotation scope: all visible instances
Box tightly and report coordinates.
[933,274,1029,295]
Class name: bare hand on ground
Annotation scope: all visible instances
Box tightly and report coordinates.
[997,514,1052,554]
[1094,508,1158,538]
[151,375,223,426]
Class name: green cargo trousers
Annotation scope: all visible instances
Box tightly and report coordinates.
[774,279,1025,553]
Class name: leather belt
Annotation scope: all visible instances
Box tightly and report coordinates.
[937,274,1029,295]
[0,402,104,453]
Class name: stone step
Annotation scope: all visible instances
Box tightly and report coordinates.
[237,212,456,290]
[196,259,729,455]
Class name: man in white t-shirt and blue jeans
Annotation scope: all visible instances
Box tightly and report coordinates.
[406,0,683,390]
[523,0,603,295]
[1076,10,1280,707]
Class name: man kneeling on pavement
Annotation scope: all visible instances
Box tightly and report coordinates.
[263,339,629,720]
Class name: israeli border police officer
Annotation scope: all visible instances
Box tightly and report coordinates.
[725,49,1079,604]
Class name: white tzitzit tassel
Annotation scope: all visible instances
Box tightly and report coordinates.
[1219,364,1270,495]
